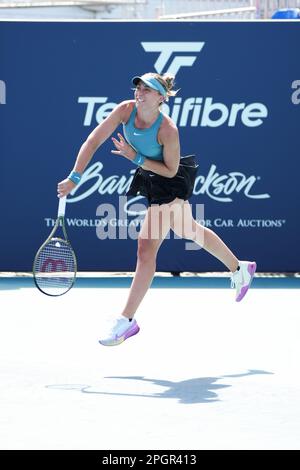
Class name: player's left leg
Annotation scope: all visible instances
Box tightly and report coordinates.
[170,200,256,301]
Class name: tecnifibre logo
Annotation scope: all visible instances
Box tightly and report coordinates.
[78,41,268,127]
[0,80,6,105]
[140,42,205,76]
[141,41,268,128]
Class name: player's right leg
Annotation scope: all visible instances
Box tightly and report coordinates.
[99,199,180,346]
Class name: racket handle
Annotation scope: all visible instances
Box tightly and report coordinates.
[58,196,67,217]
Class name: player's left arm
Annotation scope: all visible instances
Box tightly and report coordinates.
[141,124,180,178]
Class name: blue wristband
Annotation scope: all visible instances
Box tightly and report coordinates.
[133,153,146,166]
[68,171,82,185]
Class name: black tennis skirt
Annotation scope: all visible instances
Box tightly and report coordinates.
[127,155,199,205]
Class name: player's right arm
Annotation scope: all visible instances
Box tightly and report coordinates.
[57,100,133,197]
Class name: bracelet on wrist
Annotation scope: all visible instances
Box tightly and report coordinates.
[133,153,146,166]
[68,171,82,185]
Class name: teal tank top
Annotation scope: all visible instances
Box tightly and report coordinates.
[123,105,164,161]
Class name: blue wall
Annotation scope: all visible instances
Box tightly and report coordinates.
[1,21,299,272]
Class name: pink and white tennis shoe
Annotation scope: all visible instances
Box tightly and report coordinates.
[99,316,140,346]
[231,261,257,302]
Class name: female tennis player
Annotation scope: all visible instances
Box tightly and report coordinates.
[57,72,256,346]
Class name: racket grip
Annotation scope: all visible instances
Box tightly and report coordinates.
[58,196,67,217]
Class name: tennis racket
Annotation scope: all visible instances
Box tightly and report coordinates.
[33,196,77,296]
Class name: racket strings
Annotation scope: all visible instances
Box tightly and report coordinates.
[33,239,76,295]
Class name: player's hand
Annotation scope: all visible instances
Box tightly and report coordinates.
[57,178,76,198]
[111,133,136,161]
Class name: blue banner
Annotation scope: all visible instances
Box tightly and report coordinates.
[1,21,299,272]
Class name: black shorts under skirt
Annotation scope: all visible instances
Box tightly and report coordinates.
[126,155,199,206]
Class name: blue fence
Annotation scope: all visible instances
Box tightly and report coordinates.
[0,21,299,272]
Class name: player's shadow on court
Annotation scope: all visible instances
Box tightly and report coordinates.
[46,369,272,404]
